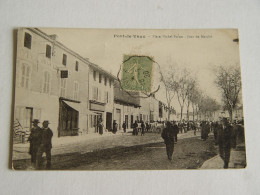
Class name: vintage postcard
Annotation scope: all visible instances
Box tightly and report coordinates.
[11,28,246,170]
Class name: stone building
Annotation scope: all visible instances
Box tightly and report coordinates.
[14,28,115,139]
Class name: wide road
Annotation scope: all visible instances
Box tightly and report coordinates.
[13,134,218,170]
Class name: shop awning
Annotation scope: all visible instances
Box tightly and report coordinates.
[63,100,81,111]
[63,100,99,115]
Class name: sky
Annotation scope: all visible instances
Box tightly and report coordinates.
[40,28,241,112]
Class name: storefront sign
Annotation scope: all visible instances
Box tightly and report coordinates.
[90,103,105,112]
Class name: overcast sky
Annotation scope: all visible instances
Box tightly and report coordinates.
[40,28,241,110]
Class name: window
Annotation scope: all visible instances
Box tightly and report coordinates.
[46,44,51,58]
[105,91,109,103]
[92,86,98,100]
[93,71,96,81]
[62,54,67,66]
[73,81,79,100]
[98,88,102,101]
[75,61,79,71]
[99,73,102,83]
[60,78,66,97]
[109,79,112,88]
[105,77,107,86]
[20,64,30,89]
[24,32,32,49]
[90,115,94,128]
[43,71,50,93]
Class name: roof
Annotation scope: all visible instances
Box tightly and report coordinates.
[27,28,116,80]
[114,80,140,107]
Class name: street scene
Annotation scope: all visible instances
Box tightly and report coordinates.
[12,28,246,170]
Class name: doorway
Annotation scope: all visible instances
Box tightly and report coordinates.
[106,112,112,131]
[125,115,128,129]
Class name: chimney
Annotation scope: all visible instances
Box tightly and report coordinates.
[49,34,58,41]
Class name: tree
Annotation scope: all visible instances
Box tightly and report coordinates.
[160,66,177,120]
[174,68,194,121]
[185,78,196,121]
[215,65,242,122]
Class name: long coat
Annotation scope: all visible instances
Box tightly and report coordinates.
[28,126,42,154]
[161,126,175,144]
[218,124,235,148]
[39,128,53,150]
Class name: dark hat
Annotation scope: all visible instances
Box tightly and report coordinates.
[32,119,40,123]
[42,120,50,124]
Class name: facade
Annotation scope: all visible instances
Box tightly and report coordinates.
[14,27,175,142]
[88,65,115,133]
[14,28,117,139]
[113,81,140,129]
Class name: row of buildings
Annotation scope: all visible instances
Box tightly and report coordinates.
[14,28,175,139]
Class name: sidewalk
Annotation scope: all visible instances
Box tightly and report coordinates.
[12,130,198,161]
[200,143,246,169]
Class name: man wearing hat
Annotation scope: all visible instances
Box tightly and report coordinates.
[218,117,235,169]
[28,119,42,167]
[36,120,53,169]
[161,121,175,160]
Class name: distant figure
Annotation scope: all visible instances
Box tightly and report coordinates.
[161,121,175,160]
[141,121,145,136]
[98,118,104,135]
[213,122,220,145]
[132,120,138,136]
[172,121,179,143]
[145,122,150,132]
[122,121,127,133]
[201,121,210,141]
[28,119,42,167]
[36,120,53,169]
[113,120,118,134]
[218,117,236,169]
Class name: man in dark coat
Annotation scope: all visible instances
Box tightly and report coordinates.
[112,120,118,134]
[132,120,138,136]
[161,121,175,160]
[122,121,127,133]
[141,121,145,136]
[98,118,104,135]
[36,120,53,169]
[28,119,42,167]
[218,118,235,169]
[172,121,179,143]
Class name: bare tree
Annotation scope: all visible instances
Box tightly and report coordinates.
[215,65,242,122]
[174,68,194,121]
[160,66,177,120]
[185,78,196,121]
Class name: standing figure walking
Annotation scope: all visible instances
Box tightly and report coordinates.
[98,118,104,135]
[36,120,53,169]
[141,121,145,136]
[218,117,236,169]
[172,121,179,143]
[112,120,118,134]
[28,119,42,168]
[122,121,127,133]
[161,121,175,160]
[132,120,138,136]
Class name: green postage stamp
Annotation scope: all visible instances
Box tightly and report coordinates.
[121,55,154,92]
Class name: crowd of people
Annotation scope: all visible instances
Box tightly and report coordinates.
[160,118,244,169]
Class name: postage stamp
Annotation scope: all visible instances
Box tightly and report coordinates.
[121,55,154,92]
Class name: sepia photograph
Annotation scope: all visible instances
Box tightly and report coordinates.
[11,28,246,170]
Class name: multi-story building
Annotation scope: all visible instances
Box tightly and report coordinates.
[14,28,91,138]
[14,28,116,139]
[113,81,140,129]
[88,64,116,133]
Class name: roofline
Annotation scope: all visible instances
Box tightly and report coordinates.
[26,28,116,80]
